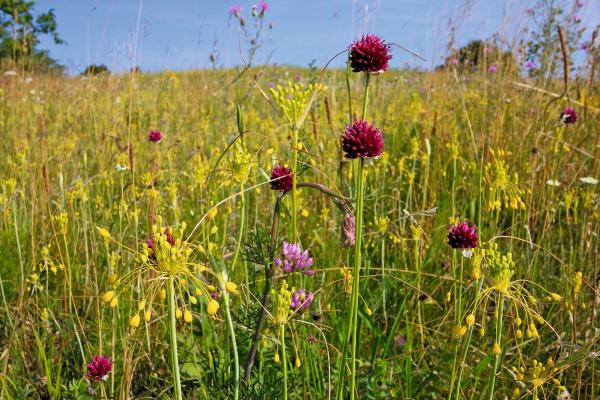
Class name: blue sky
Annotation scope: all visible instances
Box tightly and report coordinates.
[36,0,600,74]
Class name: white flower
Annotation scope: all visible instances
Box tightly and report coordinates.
[4,70,17,76]
[115,164,129,172]
[579,176,598,185]
[546,179,561,187]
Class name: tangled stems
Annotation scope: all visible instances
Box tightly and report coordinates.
[488,294,504,400]
[167,277,183,400]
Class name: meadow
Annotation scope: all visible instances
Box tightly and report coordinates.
[0,36,599,400]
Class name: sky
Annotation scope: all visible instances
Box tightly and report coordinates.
[35,0,600,74]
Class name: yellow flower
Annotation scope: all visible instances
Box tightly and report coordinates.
[207,300,219,315]
[274,352,280,363]
[207,207,218,220]
[225,281,238,294]
[96,226,112,240]
[183,309,193,323]
[110,297,118,308]
[144,310,152,322]
[130,314,141,328]
[175,309,182,319]
[102,291,114,303]
[492,342,501,355]
[159,289,167,301]
[466,314,475,326]
[295,358,301,368]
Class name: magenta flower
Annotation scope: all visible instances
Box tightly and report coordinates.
[349,34,392,74]
[341,214,356,247]
[148,130,162,143]
[229,4,242,17]
[270,165,293,192]
[274,242,314,276]
[86,355,112,383]
[290,289,314,311]
[488,64,497,74]
[449,57,459,66]
[525,60,536,70]
[561,107,577,124]
[258,0,269,14]
[447,221,478,254]
[341,120,384,159]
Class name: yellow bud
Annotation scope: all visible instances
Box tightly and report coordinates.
[295,358,301,368]
[479,327,485,337]
[210,225,218,235]
[301,209,309,217]
[207,207,218,220]
[466,314,475,326]
[159,289,167,300]
[102,291,115,303]
[130,314,141,328]
[515,317,522,326]
[225,281,238,294]
[108,274,118,285]
[207,284,217,292]
[184,309,193,323]
[175,309,182,319]
[274,352,280,363]
[512,387,520,398]
[96,226,112,240]
[110,297,118,308]
[365,307,373,316]
[190,296,198,305]
[207,300,219,315]
[138,300,146,311]
[144,310,152,321]
[550,292,562,301]
[195,288,203,296]
[515,329,523,339]
[492,342,501,355]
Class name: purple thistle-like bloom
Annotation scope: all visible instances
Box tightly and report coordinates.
[341,214,356,247]
[270,165,293,192]
[86,355,112,383]
[341,120,384,159]
[229,4,242,17]
[561,107,578,124]
[447,221,478,250]
[349,34,392,74]
[148,130,162,143]
[274,241,315,276]
[525,60,536,70]
[290,289,314,311]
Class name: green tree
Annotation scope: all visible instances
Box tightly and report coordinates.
[0,0,63,71]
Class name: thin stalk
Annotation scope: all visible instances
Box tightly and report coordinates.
[222,271,240,400]
[167,277,183,400]
[291,127,299,243]
[488,294,504,400]
[280,324,288,400]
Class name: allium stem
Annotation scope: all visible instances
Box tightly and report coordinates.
[167,277,183,400]
[361,74,371,120]
[488,294,504,400]
[280,323,288,400]
[222,270,240,400]
[291,127,299,243]
[349,157,365,400]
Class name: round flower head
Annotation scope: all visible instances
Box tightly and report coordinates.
[86,355,112,382]
[560,107,577,124]
[448,220,478,256]
[148,130,162,143]
[341,120,384,159]
[349,34,392,74]
[270,165,293,192]
[274,241,314,276]
[290,289,314,311]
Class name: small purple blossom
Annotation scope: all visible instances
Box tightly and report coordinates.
[449,57,459,66]
[229,4,242,17]
[447,220,478,254]
[488,64,497,74]
[290,289,314,311]
[258,0,269,14]
[274,241,315,276]
[86,355,112,383]
[525,60,536,70]
[561,107,577,124]
[148,130,162,143]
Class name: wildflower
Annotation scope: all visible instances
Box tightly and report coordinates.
[525,60,536,70]
[341,120,384,160]
[546,179,561,187]
[560,107,578,124]
[102,291,115,303]
[341,214,356,246]
[579,176,598,185]
[466,314,475,326]
[229,4,242,17]
[270,165,293,192]
[488,64,498,74]
[295,358,301,368]
[86,355,112,382]
[183,309,193,323]
[225,281,238,294]
[207,207,218,220]
[349,34,392,74]
[257,0,268,15]
[148,130,162,143]
[290,289,314,311]
[207,299,219,315]
[447,220,478,256]
[449,57,459,65]
[274,241,315,276]
[492,342,501,355]
[146,228,175,258]
[130,314,141,328]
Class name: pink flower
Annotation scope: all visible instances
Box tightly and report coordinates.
[561,107,577,124]
[274,242,314,276]
[349,34,392,74]
[258,0,269,14]
[148,130,162,143]
[447,221,478,250]
[229,4,242,17]
[488,64,497,74]
[341,120,384,159]
[270,165,293,192]
[449,57,459,66]
[86,355,112,383]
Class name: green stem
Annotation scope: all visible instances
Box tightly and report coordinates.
[222,272,240,400]
[350,157,365,400]
[280,324,288,400]
[231,183,246,272]
[167,277,183,400]
[488,294,504,400]
[362,74,371,120]
[291,128,298,243]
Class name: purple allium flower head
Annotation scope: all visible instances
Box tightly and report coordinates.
[86,355,112,382]
[274,241,315,276]
[342,214,356,247]
[229,4,242,17]
[561,107,577,124]
[447,220,478,251]
[488,64,498,74]
[341,120,384,159]
[148,130,162,143]
[525,60,536,70]
[270,165,293,192]
[290,289,314,311]
[349,34,392,74]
